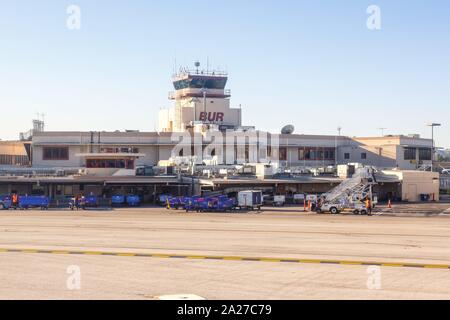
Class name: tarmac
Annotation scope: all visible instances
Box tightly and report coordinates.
[1,204,450,300]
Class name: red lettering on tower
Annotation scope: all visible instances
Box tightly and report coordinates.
[199,112,225,122]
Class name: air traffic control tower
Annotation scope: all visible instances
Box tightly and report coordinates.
[158,62,242,132]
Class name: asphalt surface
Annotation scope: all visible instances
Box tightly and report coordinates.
[1,205,450,300]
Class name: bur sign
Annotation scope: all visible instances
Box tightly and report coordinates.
[66,5,81,30]
[66,265,81,290]
[366,5,381,30]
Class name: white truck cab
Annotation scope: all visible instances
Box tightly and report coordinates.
[316,203,343,214]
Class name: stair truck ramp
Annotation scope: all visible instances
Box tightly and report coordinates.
[317,167,377,214]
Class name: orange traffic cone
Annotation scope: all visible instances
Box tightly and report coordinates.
[388,200,392,209]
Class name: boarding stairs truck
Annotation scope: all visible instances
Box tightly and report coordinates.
[316,167,377,215]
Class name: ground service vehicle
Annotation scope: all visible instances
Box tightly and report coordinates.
[18,196,50,210]
[112,195,126,206]
[84,196,98,208]
[157,194,172,206]
[351,203,368,215]
[237,191,262,211]
[317,167,377,215]
[0,196,12,210]
[316,203,343,214]
[126,195,140,207]
[273,195,286,207]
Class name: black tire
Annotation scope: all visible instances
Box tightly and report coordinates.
[330,207,338,214]
[360,210,368,215]
[353,210,359,215]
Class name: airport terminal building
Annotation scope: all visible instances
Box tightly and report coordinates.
[0,66,440,202]
[30,131,432,171]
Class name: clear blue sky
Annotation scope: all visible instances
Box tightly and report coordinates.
[1,0,449,147]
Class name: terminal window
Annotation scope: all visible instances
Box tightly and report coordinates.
[86,159,134,169]
[361,153,367,160]
[404,147,416,160]
[344,153,350,160]
[0,154,29,166]
[43,147,69,160]
[419,148,432,161]
[299,147,336,161]
[279,148,287,161]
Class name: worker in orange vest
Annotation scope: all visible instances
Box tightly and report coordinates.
[365,197,372,216]
[11,193,19,209]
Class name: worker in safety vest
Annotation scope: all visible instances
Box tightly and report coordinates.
[365,197,372,216]
[11,193,19,209]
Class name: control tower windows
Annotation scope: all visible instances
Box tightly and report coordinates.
[173,77,227,90]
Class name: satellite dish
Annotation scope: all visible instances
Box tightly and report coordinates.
[281,125,295,134]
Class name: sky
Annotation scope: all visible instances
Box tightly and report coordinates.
[0,0,449,148]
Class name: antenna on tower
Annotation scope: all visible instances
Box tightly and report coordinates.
[194,61,200,74]
[378,127,387,136]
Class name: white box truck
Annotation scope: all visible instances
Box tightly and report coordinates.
[273,195,286,206]
[238,191,263,211]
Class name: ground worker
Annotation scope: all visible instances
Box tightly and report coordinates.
[74,194,82,210]
[11,193,19,210]
[316,198,323,212]
[365,197,372,216]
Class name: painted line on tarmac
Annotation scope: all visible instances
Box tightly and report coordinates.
[0,248,449,270]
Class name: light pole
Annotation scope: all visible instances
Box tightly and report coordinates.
[335,126,342,167]
[378,127,387,136]
[427,123,441,172]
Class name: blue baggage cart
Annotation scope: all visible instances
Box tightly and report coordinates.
[168,196,188,209]
[197,197,216,212]
[184,196,202,212]
[111,195,126,206]
[216,197,235,212]
[126,195,141,207]
[84,196,98,208]
[18,196,50,210]
[184,195,236,213]
[157,194,172,206]
[0,195,12,210]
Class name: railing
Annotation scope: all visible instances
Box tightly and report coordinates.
[168,89,231,100]
[173,69,228,78]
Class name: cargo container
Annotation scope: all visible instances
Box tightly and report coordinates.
[237,190,262,210]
